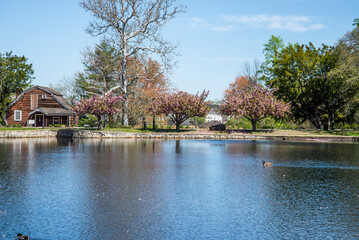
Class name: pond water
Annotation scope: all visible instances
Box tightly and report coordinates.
[0,138,359,239]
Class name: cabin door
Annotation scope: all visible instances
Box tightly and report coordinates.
[35,114,44,127]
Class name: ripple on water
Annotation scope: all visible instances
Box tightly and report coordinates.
[0,139,358,239]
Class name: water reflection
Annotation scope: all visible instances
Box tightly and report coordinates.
[0,139,359,239]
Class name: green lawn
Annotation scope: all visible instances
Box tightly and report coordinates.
[100,127,196,133]
[0,127,46,131]
[0,127,68,131]
[1,126,358,137]
[0,126,196,133]
[308,130,359,136]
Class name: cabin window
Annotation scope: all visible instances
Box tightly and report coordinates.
[41,94,47,99]
[14,110,22,121]
[53,117,60,125]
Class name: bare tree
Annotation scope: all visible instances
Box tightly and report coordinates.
[80,0,185,125]
[49,73,85,104]
[242,59,262,86]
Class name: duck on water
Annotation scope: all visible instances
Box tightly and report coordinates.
[16,233,29,240]
[262,160,273,167]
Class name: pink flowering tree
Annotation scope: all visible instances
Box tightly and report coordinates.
[150,90,210,131]
[221,86,290,130]
[73,92,124,130]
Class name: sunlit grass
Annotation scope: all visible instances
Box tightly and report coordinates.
[308,130,359,136]
[101,126,196,133]
[1,126,358,136]
[0,127,45,131]
[0,127,69,131]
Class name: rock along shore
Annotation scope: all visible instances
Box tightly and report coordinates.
[0,129,358,142]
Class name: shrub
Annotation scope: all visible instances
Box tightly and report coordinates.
[335,122,358,130]
[54,124,61,127]
[190,116,206,126]
[260,117,299,129]
[48,124,53,127]
[226,117,252,129]
[12,124,22,128]
[79,114,98,127]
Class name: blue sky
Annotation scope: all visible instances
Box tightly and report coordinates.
[0,0,358,100]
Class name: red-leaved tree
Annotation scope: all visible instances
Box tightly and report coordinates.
[73,92,124,130]
[150,90,210,130]
[221,86,290,130]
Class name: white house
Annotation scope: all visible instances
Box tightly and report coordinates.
[205,108,224,123]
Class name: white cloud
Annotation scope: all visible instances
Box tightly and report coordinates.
[310,23,325,30]
[212,25,235,32]
[185,14,324,33]
[186,17,209,28]
[222,14,324,32]
[185,17,236,32]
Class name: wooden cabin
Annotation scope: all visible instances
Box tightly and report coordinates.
[6,86,77,127]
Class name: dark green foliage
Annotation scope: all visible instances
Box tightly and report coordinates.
[226,117,299,130]
[261,31,359,130]
[190,116,206,126]
[0,52,34,125]
[77,39,122,95]
[79,114,99,127]
[260,117,299,129]
[226,117,252,129]
[353,18,359,28]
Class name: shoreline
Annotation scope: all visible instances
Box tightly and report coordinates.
[0,129,358,142]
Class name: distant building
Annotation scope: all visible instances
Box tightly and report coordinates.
[205,107,224,123]
[6,86,77,127]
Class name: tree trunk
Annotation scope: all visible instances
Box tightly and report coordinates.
[330,104,335,131]
[251,120,257,131]
[1,111,7,126]
[122,93,129,126]
[97,115,103,130]
[330,118,335,131]
[309,110,322,130]
[314,109,322,129]
[153,112,156,130]
[175,122,180,131]
[121,37,129,126]
[323,115,330,131]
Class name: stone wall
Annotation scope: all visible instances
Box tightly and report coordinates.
[0,129,358,142]
[56,129,259,140]
[0,130,57,138]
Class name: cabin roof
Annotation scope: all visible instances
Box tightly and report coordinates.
[8,85,73,111]
[29,107,75,116]
[36,86,63,96]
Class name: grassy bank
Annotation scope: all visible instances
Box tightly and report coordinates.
[1,126,358,137]
[86,128,359,137]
